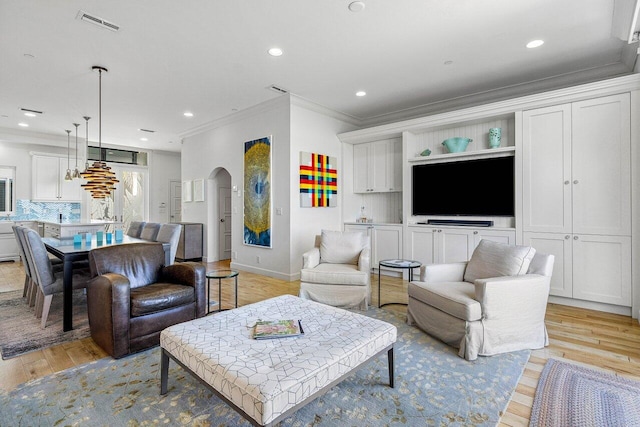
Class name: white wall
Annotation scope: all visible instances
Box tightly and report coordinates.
[148,150,181,223]
[181,96,291,277]
[289,99,358,276]
[181,95,358,280]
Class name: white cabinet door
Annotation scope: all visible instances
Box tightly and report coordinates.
[32,156,61,201]
[571,94,631,236]
[523,232,573,298]
[370,140,389,192]
[0,233,19,261]
[374,225,403,267]
[408,226,436,266]
[438,228,473,263]
[353,144,370,193]
[471,228,516,253]
[572,234,631,306]
[522,104,572,233]
[352,139,401,193]
[59,158,82,202]
[32,156,82,202]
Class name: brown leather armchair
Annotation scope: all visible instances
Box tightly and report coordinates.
[87,242,206,358]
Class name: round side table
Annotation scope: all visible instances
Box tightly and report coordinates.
[377,259,422,308]
[206,269,239,313]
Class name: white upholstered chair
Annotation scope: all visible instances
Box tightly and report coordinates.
[407,239,554,360]
[299,229,371,310]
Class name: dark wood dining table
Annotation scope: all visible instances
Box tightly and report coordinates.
[42,235,170,331]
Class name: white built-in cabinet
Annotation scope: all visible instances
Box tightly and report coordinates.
[522,93,632,307]
[353,138,401,193]
[344,223,403,271]
[32,155,82,202]
[408,225,516,266]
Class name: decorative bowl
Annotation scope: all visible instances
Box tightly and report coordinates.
[420,148,431,156]
[442,137,472,153]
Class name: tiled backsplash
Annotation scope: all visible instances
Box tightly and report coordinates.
[1,200,81,222]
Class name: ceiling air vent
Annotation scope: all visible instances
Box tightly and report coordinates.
[20,108,43,115]
[268,84,289,94]
[139,128,155,133]
[76,10,120,32]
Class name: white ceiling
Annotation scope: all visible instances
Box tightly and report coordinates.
[0,0,637,153]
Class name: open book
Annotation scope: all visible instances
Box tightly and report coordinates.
[254,320,305,340]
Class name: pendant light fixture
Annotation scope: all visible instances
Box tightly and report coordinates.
[72,123,81,178]
[64,129,73,181]
[82,116,91,173]
[80,66,119,199]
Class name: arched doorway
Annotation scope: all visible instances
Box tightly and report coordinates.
[207,167,232,261]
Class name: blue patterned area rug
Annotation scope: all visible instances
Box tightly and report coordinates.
[0,308,529,426]
[530,359,640,427]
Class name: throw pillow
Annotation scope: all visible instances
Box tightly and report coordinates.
[320,229,368,265]
[464,239,536,283]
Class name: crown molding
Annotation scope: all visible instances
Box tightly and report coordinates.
[339,72,640,144]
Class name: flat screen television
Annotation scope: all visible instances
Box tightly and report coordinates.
[412,156,514,216]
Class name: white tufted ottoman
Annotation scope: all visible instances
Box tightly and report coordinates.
[160,294,397,426]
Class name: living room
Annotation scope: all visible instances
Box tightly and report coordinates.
[1,1,640,425]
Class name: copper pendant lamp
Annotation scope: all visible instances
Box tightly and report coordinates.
[80,66,119,199]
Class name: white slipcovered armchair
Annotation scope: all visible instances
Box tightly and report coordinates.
[407,239,554,360]
[299,229,371,310]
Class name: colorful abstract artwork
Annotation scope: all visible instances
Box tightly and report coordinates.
[244,136,271,247]
[299,152,337,207]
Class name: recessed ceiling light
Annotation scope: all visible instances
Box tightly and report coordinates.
[268,47,283,57]
[24,112,36,117]
[526,39,544,48]
[444,60,453,65]
[348,1,365,12]
[140,137,148,142]
[183,112,194,117]
[356,91,367,97]
[23,53,35,59]
[18,122,29,127]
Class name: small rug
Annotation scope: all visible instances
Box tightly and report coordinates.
[0,289,90,359]
[0,308,529,426]
[530,358,640,426]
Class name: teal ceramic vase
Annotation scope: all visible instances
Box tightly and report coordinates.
[489,127,501,148]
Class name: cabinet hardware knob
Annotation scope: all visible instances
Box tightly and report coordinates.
[574,236,579,240]
[438,229,442,232]
[565,235,570,239]
[564,180,570,185]
[473,231,478,234]
[573,180,579,184]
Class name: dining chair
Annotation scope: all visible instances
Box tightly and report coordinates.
[154,223,182,265]
[22,228,92,328]
[12,225,34,302]
[126,221,146,238]
[139,222,161,241]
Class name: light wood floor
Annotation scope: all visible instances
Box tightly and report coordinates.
[1,260,639,426]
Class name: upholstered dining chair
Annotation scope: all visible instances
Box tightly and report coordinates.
[139,222,161,241]
[126,221,146,238]
[154,223,182,265]
[407,239,554,361]
[299,229,371,310]
[13,225,35,302]
[22,228,91,328]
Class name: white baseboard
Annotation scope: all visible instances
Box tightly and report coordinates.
[229,261,299,282]
[548,296,632,317]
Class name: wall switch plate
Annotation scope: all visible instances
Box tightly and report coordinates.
[256,256,261,264]
[232,251,237,259]
[276,207,283,215]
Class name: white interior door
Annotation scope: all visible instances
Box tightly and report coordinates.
[218,187,232,260]
[169,180,182,223]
